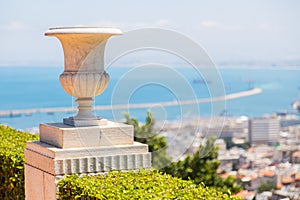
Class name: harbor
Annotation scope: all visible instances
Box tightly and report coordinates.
[0,88,262,118]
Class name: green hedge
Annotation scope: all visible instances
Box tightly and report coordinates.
[58,170,241,200]
[0,124,241,199]
[0,125,39,200]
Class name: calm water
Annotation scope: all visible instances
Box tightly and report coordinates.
[0,66,300,130]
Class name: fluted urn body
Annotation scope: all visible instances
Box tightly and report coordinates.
[45,27,122,126]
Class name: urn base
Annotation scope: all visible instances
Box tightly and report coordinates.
[63,116,108,127]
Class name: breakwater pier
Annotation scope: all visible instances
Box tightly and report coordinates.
[0,88,262,117]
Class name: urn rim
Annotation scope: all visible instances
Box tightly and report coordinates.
[45,26,122,36]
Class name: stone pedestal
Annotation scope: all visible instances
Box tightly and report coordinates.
[39,121,134,148]
[25,27,151,199]
[25,121,151,200]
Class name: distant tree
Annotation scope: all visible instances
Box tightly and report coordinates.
[125,112,241,194]
[124,111,172,169]
[162,137,242,195]
[257,182,276,193]
[224,138,250,150]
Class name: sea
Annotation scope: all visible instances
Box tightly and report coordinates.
[1,66,300,132]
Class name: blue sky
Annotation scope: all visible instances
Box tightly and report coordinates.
[0,0,299,66]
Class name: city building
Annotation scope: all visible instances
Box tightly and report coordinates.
[249,118,280,144]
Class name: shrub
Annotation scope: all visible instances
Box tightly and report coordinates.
[58,170,241,199]
[0,125,39,200]
[124,112,172,169]
[257,182,276,193]
[162,137,242,195]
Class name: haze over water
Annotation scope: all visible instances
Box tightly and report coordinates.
[1,66,299,131]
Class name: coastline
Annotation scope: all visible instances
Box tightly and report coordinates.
[0,88,262,117]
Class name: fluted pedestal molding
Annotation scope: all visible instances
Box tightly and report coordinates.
[25,139,151,200]
[25,121,151,200]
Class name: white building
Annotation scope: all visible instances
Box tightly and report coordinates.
[249,118,280,144]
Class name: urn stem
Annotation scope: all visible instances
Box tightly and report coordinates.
[75,97,95,119]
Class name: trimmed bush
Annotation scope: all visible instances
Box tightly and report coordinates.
[58,170,241,199]
[0,125,39,200]
[0,124,240,199]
